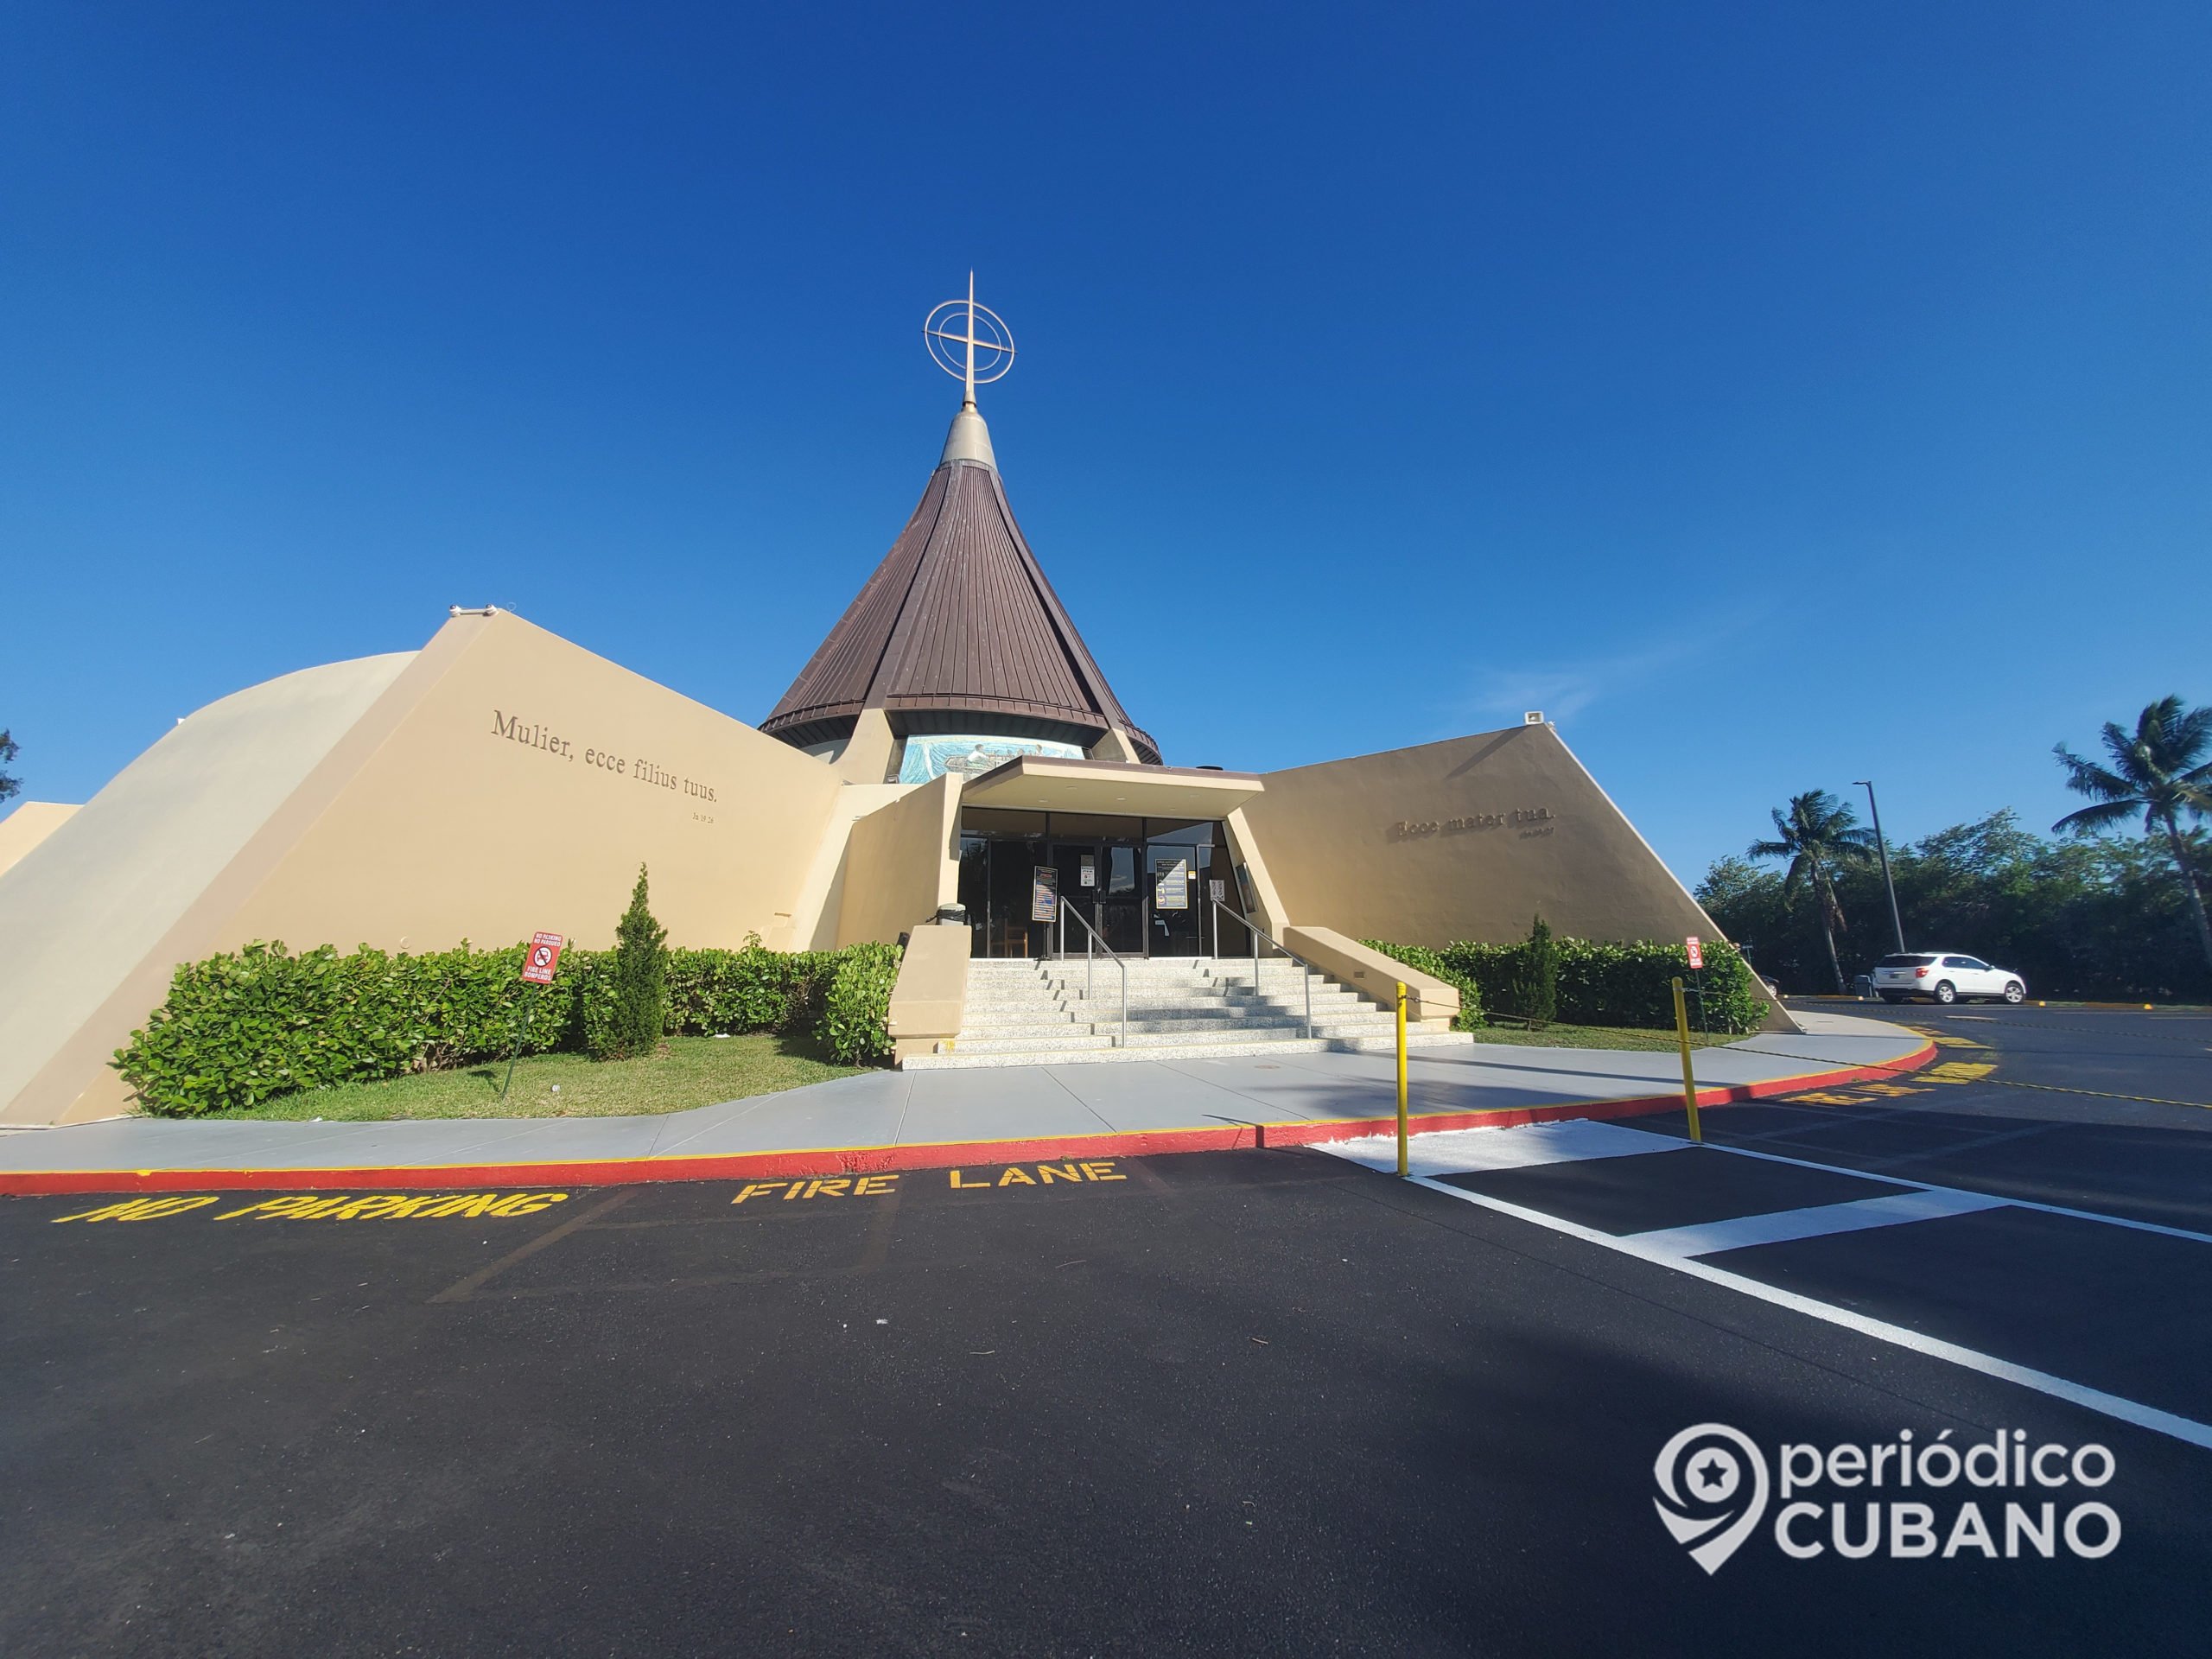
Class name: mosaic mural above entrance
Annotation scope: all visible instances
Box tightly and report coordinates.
[898,734,1084,785]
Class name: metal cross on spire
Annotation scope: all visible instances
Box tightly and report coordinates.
[924,274,1016,408]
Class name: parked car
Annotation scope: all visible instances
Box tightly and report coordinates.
[1871,953,2026,1005]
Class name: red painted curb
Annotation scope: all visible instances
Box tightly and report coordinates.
[0,1040,1939,1198]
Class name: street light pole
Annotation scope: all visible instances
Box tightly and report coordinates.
[1854,779,1906,955]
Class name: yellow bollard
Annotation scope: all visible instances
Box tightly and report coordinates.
[1396,981,1409,1178]
[1672,976,1702,1144]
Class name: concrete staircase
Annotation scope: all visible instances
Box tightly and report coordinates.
[899,955,1474,1070]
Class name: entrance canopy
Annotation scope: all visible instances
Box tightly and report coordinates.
[957,755,1262,819]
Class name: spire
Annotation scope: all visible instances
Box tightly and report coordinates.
[938,404,997,469]
[922,274,1014,468]
[759,281,1155,763]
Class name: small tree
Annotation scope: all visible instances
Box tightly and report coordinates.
[1505,913,1559,1027]
[0,729,18,804]
[596,864,668,1060]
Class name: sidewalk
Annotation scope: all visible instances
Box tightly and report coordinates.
[0,1011,1932,1195]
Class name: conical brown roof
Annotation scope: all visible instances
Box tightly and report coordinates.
[761,415,1160,763]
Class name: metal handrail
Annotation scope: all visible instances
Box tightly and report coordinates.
[1056,901,1129,1048]
[1208,899,1313,1038]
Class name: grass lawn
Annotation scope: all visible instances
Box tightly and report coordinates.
[1463,1020,1743,1052]
[194,1033,868,1122]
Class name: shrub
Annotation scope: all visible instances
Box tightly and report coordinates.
[667,935,834,1036]
[589,865,669,1061]
[817,941,901,1064]
[111,940,576,1116]
[1500,914,1560,1027]
[116,934,907,1117]
[1363,934,1766,1036]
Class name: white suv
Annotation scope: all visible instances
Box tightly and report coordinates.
[1872,953,2026,1006]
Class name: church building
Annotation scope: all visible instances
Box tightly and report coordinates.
[0,288,1763,1127]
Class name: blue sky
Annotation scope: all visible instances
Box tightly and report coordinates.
[3,3,2207,883]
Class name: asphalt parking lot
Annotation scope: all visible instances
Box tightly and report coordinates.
[3,1007,2209,1656]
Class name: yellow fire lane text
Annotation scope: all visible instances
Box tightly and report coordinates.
[51,1192,570,1224]
[948,1160,1126,1189]
[732,1175,901,1204]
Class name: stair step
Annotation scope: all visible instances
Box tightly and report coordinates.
[931,950,1446,1070]
[905,1029,1477,1070]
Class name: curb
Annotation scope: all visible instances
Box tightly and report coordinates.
[0,1040,1939,1198]
[1791,995,2198,1012]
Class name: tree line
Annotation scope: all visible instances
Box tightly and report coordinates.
[1698,696,2212,1001]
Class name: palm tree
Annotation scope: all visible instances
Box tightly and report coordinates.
[1749,790,1875,994]
[2053,696,2212,974]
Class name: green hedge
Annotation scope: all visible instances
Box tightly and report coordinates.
[115,935,902,1117]
[1364,936,1766,1035]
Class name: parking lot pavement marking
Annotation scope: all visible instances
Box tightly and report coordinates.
[1624,1187,2011,1256]
[1409,1164,2212,1452]
[49,1191,577,1224]
[1972,1077,2212,1110]
[1321,1124,2212,1452]
[1702,1138,2212,1248]
[944,1160,1129,1190]
[730,1174,903,1202]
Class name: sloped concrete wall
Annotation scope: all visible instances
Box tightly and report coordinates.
[0,609,857,1127]
[1242,723,1724,949]
[219,611,847,958]
[0,803,82,879]
[0,653,413,1125]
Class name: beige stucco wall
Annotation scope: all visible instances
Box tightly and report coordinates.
[1241,723,1726,950]
[0,610,855,1127]
[836,772,961,946]
[0,653,416,1126]
[0,802,82,880]
[220,611,849,956]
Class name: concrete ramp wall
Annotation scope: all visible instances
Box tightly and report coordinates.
[1239,723,1796,1031]
[0,610,855,1127]
[0,653,414,1127]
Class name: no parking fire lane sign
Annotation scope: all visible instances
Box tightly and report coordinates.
[522,931,566,984]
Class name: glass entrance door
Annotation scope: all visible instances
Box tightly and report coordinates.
[1052,840,1145,956]
[956,810,1230,959]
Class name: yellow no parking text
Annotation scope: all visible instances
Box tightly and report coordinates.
[53,1192,572,1224]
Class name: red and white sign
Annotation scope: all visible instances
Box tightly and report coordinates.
[521,931,566,985]
[1684,935,1704,971]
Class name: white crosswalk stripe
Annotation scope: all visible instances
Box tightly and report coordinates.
[1624,1186,2010,1257]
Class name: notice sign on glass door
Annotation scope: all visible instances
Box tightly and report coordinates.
[1154,855,1191,910]
[1030,867,1059,923]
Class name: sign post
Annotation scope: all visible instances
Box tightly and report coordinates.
[1684,936,1707,1034]
[504,932,565,1102]
[1671,976,1703,1144]
[1395,982,1409,1178]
